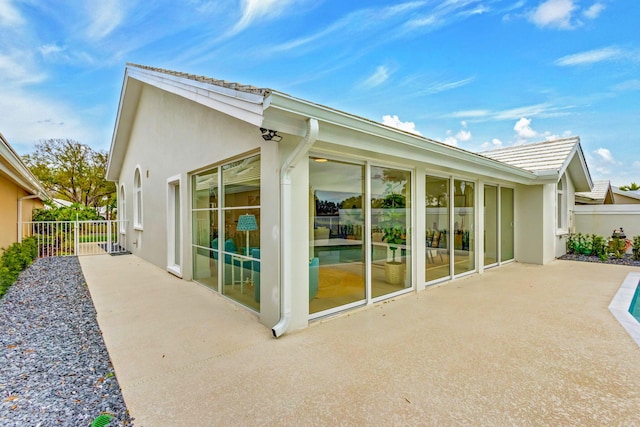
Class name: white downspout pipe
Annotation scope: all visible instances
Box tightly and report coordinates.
[272,118,319,338]
[17,194,40,242]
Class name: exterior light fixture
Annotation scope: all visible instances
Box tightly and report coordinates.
[260,128,282,142]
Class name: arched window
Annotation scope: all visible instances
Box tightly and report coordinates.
[119,184,126,233]
[557,175,566,231]
[134,167,143,229]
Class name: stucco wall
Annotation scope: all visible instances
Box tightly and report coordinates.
[0,175,19,250]
[574,205,640,248]
[0,175,43,250]
[118,86,263,265]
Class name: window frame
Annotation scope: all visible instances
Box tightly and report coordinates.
[133,166,144,230]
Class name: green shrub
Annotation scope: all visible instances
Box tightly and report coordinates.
[633,235,640,261]
[0,237,38,298]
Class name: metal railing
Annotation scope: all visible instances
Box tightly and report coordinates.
[19,220,129,257]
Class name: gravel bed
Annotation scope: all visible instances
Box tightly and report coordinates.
[0,257,132,426]
[559,253,640,267]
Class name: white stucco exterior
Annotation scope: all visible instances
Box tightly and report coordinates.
[107,64,593,335]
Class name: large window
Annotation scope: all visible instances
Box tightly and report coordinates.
[500,187,514,262]
[557,175,566,231]
[453,179,475,275]
[425,176,450,282]
[133,167,143,229]
[370,166,412,298]
[191,155,260,312]
[484,185,498,267]
[309,158,365,315]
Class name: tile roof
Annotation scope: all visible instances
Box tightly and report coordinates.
[126,63,272,97]
[480,137,580,173]
[576,180,612,202]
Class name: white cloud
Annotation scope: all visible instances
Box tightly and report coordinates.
[419,77,475,95]
[443,136,458,147]
[481,138,504,150]
[230,0,303,36]
[448,109,490,118]
[0,87,100,152]
[382,114,422,135]
[633,161,640,169]
[456,129,471,142]
[583,2,605,19]
[594,147,615,164]
[361,65,390,88]
[0,0,23,27]
[85,0,125,40]
[614,79,640,91]
[529,0,576,29]
[514,117,537,139]
[0,52,46,85]
[555,46,624,66]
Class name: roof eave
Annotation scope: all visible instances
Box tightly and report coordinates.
[0,133,49,199]
[106,64,268,182]
[264,92,538,183]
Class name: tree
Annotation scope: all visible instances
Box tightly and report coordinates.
[23,139,116,213]
[619,182,640,191]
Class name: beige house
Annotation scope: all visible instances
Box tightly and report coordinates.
[107,64,592,335]
[0,133,48,250]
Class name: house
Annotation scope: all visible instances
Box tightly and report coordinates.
[0,132,48,250]
[575,180,615,205]
[106,64,593,336]
[573,181,640,242]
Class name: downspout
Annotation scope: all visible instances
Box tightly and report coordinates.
[17,194,40,242]
[272,118,319,338]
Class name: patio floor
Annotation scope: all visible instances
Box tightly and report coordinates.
[79,255,640,426]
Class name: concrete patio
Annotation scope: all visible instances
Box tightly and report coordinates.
[80,255,640,426]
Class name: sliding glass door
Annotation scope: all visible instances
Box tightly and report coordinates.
[454,179,475,275]
[426,176,450,282]
[370,166,412,298]
[309,158,365,315]
[484,185,498,267]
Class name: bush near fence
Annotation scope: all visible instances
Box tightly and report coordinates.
[0,237,38,298]
[566,232,637,261]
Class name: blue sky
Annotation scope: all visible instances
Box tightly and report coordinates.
[1,0,638,186]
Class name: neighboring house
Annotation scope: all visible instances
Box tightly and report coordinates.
[575,180,640,205]
[0,133,48,250]
[576,180,615,205]
[612,186,640,204]
[107,64,593,335]
[574,181,640,242]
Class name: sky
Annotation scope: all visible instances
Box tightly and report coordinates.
[0,0,638,186]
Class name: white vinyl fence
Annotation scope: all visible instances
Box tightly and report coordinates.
[19,220,128,257]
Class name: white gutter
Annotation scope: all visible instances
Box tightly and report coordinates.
[17,195,40,242]
[272,118,319,338]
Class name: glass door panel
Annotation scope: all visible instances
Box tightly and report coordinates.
[454,179,475,275]
[484,185,498,266]
[426,176,450,282]
[309,158,365,315]
[370,166,412,298]
[500,187,514,262]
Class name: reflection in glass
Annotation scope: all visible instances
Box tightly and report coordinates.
[484,185,498,266]
[371,166,412,298]
[191,155,260,312]
[309,159,365,315]
[426,176,450,282]
[454,179,475,275]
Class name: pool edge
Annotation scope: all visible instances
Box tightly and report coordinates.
[609,272,640,348]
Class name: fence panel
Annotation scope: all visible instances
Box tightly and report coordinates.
[19,220,128,257]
